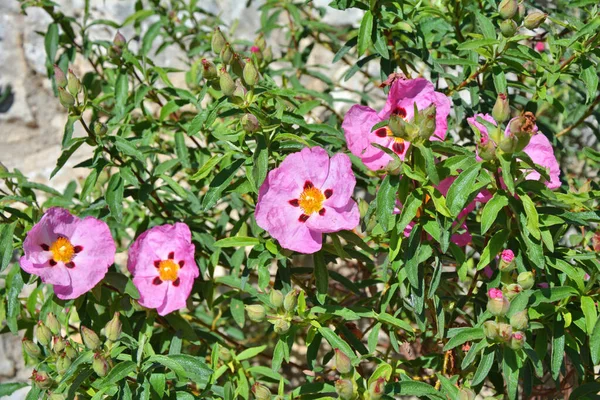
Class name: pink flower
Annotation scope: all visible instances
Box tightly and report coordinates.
[501,249,515,262]
[488,288,504,299]
[255,146,360,254]
[128,223,199,316]
[468,113,561,189]
[342,78,451,170]
[19,207,115,300]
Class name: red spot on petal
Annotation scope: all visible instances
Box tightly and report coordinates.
[152,277,162,285]
[289,199,300,207]
[168,252,175,259]
[41,244,49,251]
[65,262,75,269]
[393,106,407,118]
[298,214,310,223]
[49,259,57,266]
[173,278,181,287]
[324,189,333,199]
[375,128,388,138]
[319,208,326,216]
[73,245,83,253]
[304,181,314,190]
[392,141,405,154]
[178,260,185,268]
[154,260,161,268]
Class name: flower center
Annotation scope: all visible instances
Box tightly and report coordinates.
[50,237,75,263]
[298,185,325,215]
[158,259,179,281]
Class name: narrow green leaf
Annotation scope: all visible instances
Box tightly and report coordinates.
[106,173,124,220]
[472,347,495,386]
[446,162,482,216]
[174,132,191,169]
[0,222,16,272]
[477,229,510,270]
[214,236,260,248]
[376,175,399,232]
[551,315,565,380]
[44,23,59,64]
[480,192,508,234]
[357,10,374,56]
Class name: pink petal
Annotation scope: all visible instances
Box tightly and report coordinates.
[321,153,356,208]
[134,276,169,309]
[19,257,71,286]
[342,105,392,171]
[305,201,360,234]
[522,133,561,189]
[156,278,194,316]
[279,147,330,190]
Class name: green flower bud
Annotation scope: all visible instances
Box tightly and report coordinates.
[505,284,523,301]
[211,27,226,54]
[220,43,234,65]
[334,349,352,374]
[64,341,77,359]
[517,271,535,290]
[92,354,110,377]
[254,34,266,52]
[251,383,271,400]
[243,59,259,86]
[514,4,526,24]
[499,249,516,272]
[368,377,386,400]
[245,304,267,322]
[57,87,75,108]
[388,113,409,140]
[250,45,263,62]
[498,0,518,19]
[499,19,518,38]
[22,338,42,359]
[283,290,298,312]
[458,388,476,400]
[478,138,497,161]
[67,69,81,96]
[81,326,101,351]
[510,331,526,350]
[263,46,273,63]
[231,53,245,78]
[510,310,529,330]
[36,322,53,347]
[270,290,284,308]
[93,121,108,137]
[46,313,60,335]
[273,318,290,335]
[113,31,126,47]
[56,353,72,375]
[492,93,511,123]
[53,65,67,88]
[232,79,247,101]
[483,320,499,341]
[53,336,66,353]
[418,104,436,140]
[219,68,235,96]
[218,346,233,362]
[31,370,53,389]
[335,379,356,400]
[499,134,518,153]
[524,11,547,30]
[201,59,218,80]
[497,322,513,342]
[105,312,122,342]
[241,113,260,133]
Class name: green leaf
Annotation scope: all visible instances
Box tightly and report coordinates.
[174,132,191,169]
[313,251,329,300]
[6,267,24,333]
[591,318,600,366]
[442,327,484,351]
[160,100,181,122]
[52,138,85,178]
[0,222,16,272]
[392,381,445,399]
[201,159,244,211]
[115,73,129,115]
[472,347,495,386]
[0,383,28,397]
[106,173,124,220]
[315,324,357,363]
[581,296,597,335]
[357,10,374,56]
[96,361,137,389]
[190,154,225,181]
[236,346,267,361]
[457,38,499,50]
[498,154,515,194]
[480,192,508,234]
[376,175,399,232]
[551,315,565,380]
[378,312,414,333]
[214,236,260,248]
[45,23,59,64]
[446,162,482,217]
[114,138,145,162]
[580,63,599,103]
[503,349,519,400]
[476,229,509,270]
[520,193,541,239]
[141,21,163,56]
[475,12,496,39]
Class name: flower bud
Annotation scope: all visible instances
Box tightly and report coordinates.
[31,370,53,389]
[418,104,436,140]
[92,354,110,377]
[273,318,290,335]
[335,379,356,400]
[263,46,273,63]
[64,341,77,359]
[105,312,122,342]
[250,45,263,62]
[201,59,218,80]
[497,322,513,342]
[333,349,352,374]
[22,338,42,359]
[57,87,75,108]
[81,326,101,351]
[36,322,53,347]
[492,93,510,123]
[270,290,284,308]
[388,113,409,140]
[251,383,271,400]
[254,34,266,51]
[211,27,226,54]
[524,12,547,30]
[478,137,497,161]
[505,284,523,301]
[514,3,526,24]
[53,65,67,88]
[458,388,476,400]
[499,19,518,38]
[499,249,516,272]
[510,331,526,350]
[219,68,235,96]
[49,394,66,400]
[499,134,518,154]
[245,304,266,322]
[113,31,126,47]
[232,79,247,101]
[53,336,66,353]
[510,310,529,330]
[218,346,233,362]
[243,59,259,87]
[283,290,298,312]
[498,0,518,20]
[67,69,81,96]
[93,121,108,137]
[46,313,60,335]
[517,271,535,290]
[231,53,245,78]
[56,353,72,375]
[368,377,386,400]
[220,43,234,65]
[483,320,499,341]
[487,288,509,316]
[242,113,260,133]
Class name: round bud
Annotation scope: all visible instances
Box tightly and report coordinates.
[220,43,234,65]
[81,326,101,351]
[218,346,233,362]
[283,290,298,312]
[270,290,284,308]
[92,354,110,377]
[31,370,53,389]
[368,377,386,400]
[243,59,259,87]
[113,31,126,47]
[458,388,476,400]
[251,383,271,400]
[499,249,516,272]
[524,12,547,30]
[219,68,235,96]
[67,69,81,96]
[483,320,499,341]
[56,353,72,375]
[57,88,75,108]
[22,338,42,359]
[45,313,60,335]
[510,310,529,330]
[517,271,535,290]
[201,59,218,80]
[497,323,513,342]
[487,288,509,316]
[211,27,226,54]
[245,304,267,322]
[505,284,523,301]
[499,19,518,38]
[498,0,518,20]
[53,65,67,88]
[335,379,356,400]
[333,349,352,374]
[105,312,122,342]
[36,322,53,347]
[492,93,511,123]
[273,318,291,335]
[241,113,260,133]
[510,331,526,350]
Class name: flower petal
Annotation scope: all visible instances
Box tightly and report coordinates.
[321,153,356,208]
[156,278,194,316]
[134,276,169,309]
[522,133,561,189]
[342,105,392,171]
[305,201,360,234]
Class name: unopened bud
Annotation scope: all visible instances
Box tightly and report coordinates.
[201,59,218,80]
[245,304,266,322]
[499,249,516,271]
[53,336,66,353]
[231,53,245,78]
[81,326,101,350]
[492,93,510,123]
[505,284,523,301]
[250,46,263,62]
[498,0,518,20]
[497,322,513,342]
[510,310,529,330]
[418,104,436,140]
[242,113,260,133]
[517,272,535,290]
[388,114,409,140]
[270,290,284,308]
[335,379,356,400]
[22,338,42,358]
[487,288,509,316]
[524,12,547,30]
[92,354,110,377]
[57,87,75,108]
[105,312,122,342]
[334,349,352,374]
[211,27,226,54]
[458,388,476,400]
[251,383,271,400]
[36,322,53,347]
[67,69,81,96]
[510,331,526,349]
[478,137,497,161]
[232,79,247,101]
[368,377,386,400]
[31,370,53,389]
[499,19,518,37]
[254,34,266,51]
[56,353,72,375]
[273,318,290,335]
[499,134,518,153]
[483,320,499,341]
[46,313,60,335]
[219,68,235,96]
[283,290,298,312]
[220,43,234,65]
[218,346,233,362]
[514,4,526,24]
[263,46,273,63]
[243,59,259,86]
[113,31,126,47]
[53,65,67,88]
[64,341,77,359]
[93,121,108,137]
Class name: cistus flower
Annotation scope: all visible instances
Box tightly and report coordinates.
[487,288,510,316]
[128,223,199,316]
[510,331,526,349]
[517,271,535,290]
[19,207,116,300]
[342,78,451,171]
[255,146,360,254]
[499,249,516,271]
[334,348,352,374]
[468,113,561,189]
